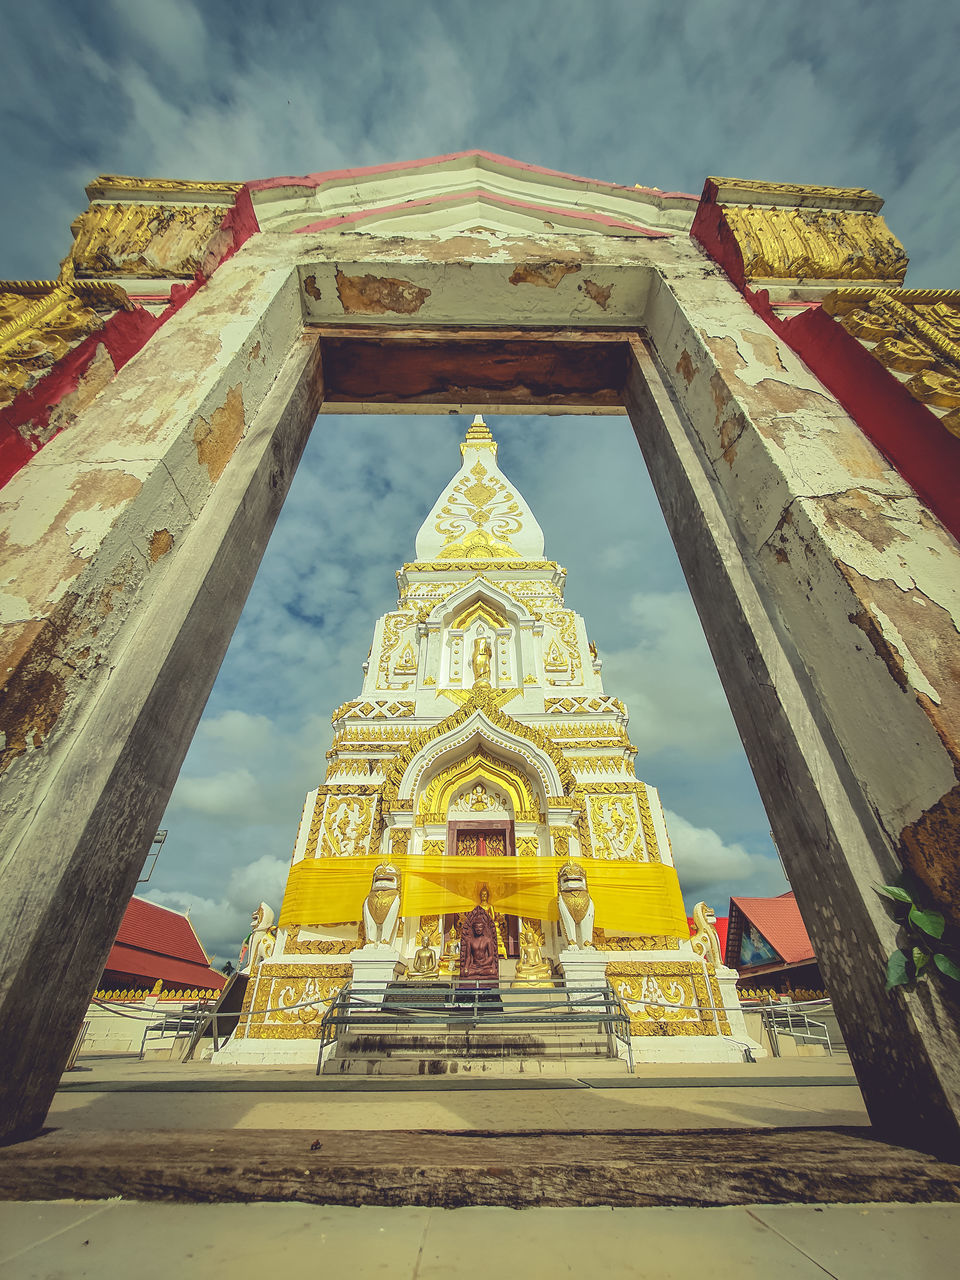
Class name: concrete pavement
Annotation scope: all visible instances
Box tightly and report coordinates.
[3,1200,960,1278]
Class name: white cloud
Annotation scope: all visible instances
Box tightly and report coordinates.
[145,853,289,965]
[601,591,741,760]
[667,809,789,911]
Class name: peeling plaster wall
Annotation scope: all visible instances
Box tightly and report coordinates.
[642,256,960,928]
[0,234,322,1141]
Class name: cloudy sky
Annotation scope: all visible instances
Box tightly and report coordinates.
[3,1,957,963]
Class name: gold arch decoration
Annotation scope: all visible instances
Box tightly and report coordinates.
[451,598,508,631]
[380,683,576,812]
[416,746,536,825]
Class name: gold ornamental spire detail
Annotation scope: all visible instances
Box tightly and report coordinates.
[460,414,497,456]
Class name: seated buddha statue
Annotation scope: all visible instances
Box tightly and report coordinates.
[438,925,460,976]
[406,927,439,979]
[512,924,554,987]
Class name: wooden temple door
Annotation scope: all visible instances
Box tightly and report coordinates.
[445,820,519,959]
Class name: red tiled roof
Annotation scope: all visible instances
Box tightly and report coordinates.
[104,945,225,991]
[103,896,226,990]
[729,892,814,965]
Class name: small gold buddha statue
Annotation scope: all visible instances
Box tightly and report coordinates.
[438,925,461,976]
[512,924,554,987]
[407,928,439,979]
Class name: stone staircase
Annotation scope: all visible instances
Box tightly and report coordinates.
[322,1026,629,1076]
[319,984,632,1076]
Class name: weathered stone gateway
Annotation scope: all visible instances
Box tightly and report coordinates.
[2,153,960,1151]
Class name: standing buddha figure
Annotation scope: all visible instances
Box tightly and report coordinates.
[477,883,507,958]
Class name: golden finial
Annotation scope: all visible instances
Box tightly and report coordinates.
[460,413,496,456]
[465,413,492,440]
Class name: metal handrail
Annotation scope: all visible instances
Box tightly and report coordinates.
[316,980,633,1073]
[762,1005,833,1056]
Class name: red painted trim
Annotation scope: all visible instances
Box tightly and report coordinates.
[690,178,747,289]
[775,301,960,540]
[691,185,960,544]
[0,188,261,490]
[249,149,697,203]
[295,187,671,237]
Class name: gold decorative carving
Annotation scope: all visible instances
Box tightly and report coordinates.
[551,827,573,858]
[516,836,540,857]
[452,599,507,631]
[422,839,445,856]
[0,263,134,410]
[285,927,357,955]
[587,793,641,861]
[86,174,243,201]
[242,964,352,1040]
[594,929,680,951]
[389,828,411,858]
[434,460,524,560]
[377,610,417,687]
[822,288,960,435]
[402,561,557,573]
[545,695,625,715]
[606,961,730,1036]
[437,687,522,711]
[380,685,576,814]
[332,699,415,722]
[69,202,230,279]
[570,755,633,776]
[708,176,884,210]
[309,793,376,859]
[721,206,907,284]
[543,610,582,681]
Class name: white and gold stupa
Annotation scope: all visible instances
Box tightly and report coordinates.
[220,418,756,1064]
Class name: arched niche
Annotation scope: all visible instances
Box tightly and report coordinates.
[431,578,533,691]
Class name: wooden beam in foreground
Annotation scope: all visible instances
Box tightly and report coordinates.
[2,1127,959,1207]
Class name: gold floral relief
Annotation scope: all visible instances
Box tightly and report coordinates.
[285,927,357,955]
[243,965,352,1040]
[587,793,640,860]
[390,828,411,858]
[606,961,730,1037]
[594,929,680,951]
[314,793,376,858]
[377,610,417,687]
[434,461,524,560]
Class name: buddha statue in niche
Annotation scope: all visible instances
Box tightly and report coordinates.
[512,924,553,987]
[407,927,439,979]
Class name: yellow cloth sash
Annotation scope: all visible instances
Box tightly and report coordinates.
[278,854,689,937]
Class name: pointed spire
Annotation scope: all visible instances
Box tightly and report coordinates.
[460,413,497,458]
[415,415,544,562]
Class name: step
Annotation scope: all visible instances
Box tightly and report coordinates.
[321,1055,631,1077]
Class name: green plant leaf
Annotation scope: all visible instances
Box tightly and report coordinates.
[876,884,914,905]
[909,905,945,939]
[913,947,930,976]
[934,953,960,982]
[885,949,912,990]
